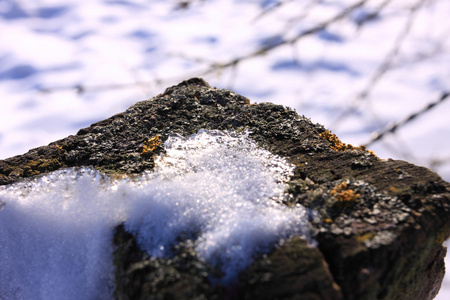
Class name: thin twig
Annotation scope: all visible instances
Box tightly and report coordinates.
[284,0,321,30]
[333,0,428,127]
[356,0,427,100]
[201,0,370,74]
[38,82,148,94]
[429,156,450,171]
[364,91,450,147]
[354,0,393,29]
[39,0,370,95]
[252,0,296,23]
[39,78,171,95]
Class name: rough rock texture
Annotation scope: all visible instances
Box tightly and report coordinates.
[1,78,450,299]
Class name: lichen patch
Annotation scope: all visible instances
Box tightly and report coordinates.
[319,130,376,156]
[140,135,161,156]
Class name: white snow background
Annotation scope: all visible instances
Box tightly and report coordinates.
[0,0,449,298]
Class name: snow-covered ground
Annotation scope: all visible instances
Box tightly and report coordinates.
[0,0,449,298]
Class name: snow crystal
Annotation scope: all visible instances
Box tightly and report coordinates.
[0,130,311,299]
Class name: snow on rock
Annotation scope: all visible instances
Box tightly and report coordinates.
[0,130,309,299]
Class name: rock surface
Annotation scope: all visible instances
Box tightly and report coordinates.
[1,78,450,299]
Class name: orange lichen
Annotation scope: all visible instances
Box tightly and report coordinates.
[355,232,376,243]
[319,130,376,156]
[389,186,401,193]
[322,218,333,224]
[330,181,360,202]
[140,135,161,155]
[111,173,130,180]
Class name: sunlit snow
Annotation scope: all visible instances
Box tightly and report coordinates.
[0,130,310,299]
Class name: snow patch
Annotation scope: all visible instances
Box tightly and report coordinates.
[0,129,310,299]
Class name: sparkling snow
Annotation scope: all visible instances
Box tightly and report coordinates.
[0,130,309,299]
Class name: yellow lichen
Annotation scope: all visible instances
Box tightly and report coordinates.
[111,173,130,180]
[319,130,377,156]
[435,224,450,245]
[330,181,360,202]
[355,232,377,243]
[389,186,400,193]
[140,135,161,156]
[23,158,62,176]
[322,218,333,224]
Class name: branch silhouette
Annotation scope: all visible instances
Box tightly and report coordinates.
[364,91,450,147]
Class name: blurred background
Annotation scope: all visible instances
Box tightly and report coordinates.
[0,0,449,298]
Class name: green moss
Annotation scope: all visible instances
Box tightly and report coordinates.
[23,158,62,177]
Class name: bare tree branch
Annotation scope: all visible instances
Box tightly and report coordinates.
[355,0,427,101]
[429,156,450,171]
[353,0,393,29]
[283,0,321,30]
[333,0,428,127]
[252,0,296,23]
[364,91,450,147]
[200,0,370,74]
[39,0,374,96]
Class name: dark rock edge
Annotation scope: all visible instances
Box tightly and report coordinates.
[1,78,449,300]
